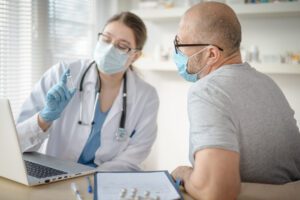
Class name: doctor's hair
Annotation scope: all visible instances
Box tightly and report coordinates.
[105,11,147,50]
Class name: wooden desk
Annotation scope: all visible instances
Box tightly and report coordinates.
[180,181,300,200]
[0,175,94,200]
[4,175,299,200]
[0,175,193,200]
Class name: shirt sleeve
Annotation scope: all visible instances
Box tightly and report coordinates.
[17,113,49,152]
[16,62,64,152]
[188,81,239,165]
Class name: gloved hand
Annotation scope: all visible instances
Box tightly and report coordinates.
[39,69,76,123]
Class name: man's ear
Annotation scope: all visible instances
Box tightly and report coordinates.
[207,47,221,65]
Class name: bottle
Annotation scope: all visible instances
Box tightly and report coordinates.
[66,71,75,90]
[249,45,260,63]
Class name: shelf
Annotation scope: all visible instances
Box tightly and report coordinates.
[132,1,300,21]
[252,63,300,74]
[135,58,300,75]
[131,7,184,21]
[232,1,300,17]
[135,58,176,71]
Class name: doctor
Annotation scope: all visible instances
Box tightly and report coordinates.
[16,11,159,171]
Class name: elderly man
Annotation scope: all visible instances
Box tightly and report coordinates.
[171,2,300,200]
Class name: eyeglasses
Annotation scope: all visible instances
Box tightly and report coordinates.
[173,35,224,54]
[97,33,141,54]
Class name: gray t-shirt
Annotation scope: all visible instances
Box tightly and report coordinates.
[188,62,300,184]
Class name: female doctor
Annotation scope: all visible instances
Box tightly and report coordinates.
[16,12,159,171]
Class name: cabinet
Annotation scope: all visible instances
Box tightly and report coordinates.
[132,1,300,74]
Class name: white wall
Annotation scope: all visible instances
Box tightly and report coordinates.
[139,71,191,171]
[270,74,300,127]
[239,16,300,56]
[138,10,300,171]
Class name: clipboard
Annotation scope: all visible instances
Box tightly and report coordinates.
[94,170,183,200]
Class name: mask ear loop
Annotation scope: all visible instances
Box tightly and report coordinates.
[125,49,140,70]
[186,47,210,76]
[194,63,210,77]
[189,45,221,78]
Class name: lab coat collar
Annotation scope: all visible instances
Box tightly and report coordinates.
[82,62,137,105]
[82,64,137,127]
[125,69,137,105]
[103,69,137,126]
[114,69,137,105]
[81,61,99,92]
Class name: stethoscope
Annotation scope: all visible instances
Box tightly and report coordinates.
[77,61,128,141]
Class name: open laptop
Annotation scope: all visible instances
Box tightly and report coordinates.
[0,99,96,186]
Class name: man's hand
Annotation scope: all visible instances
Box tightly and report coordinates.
[171,166,193,187]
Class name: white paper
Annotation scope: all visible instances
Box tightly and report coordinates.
[96,171,181,200]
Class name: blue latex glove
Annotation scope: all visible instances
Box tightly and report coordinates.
[40,69,76,122]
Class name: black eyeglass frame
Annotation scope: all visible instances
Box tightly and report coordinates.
[173,35,224,54]
[97,32,141,54]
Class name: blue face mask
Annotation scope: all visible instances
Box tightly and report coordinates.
[93,41,129,75]
[173,48,208,82]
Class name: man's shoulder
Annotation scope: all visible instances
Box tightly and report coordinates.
[188,73,227,102]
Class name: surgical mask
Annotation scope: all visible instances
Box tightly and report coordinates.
[173,47,208,82]
[93,41,129,75]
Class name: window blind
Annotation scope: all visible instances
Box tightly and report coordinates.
[0,0,95,117]
[0,0,33,116]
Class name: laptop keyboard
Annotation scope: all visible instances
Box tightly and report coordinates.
[25,160,67,178]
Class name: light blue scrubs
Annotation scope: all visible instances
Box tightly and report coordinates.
[78,99,109,167]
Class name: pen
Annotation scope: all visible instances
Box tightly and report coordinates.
[71,182,83,200]
[130,129,136,138]
[175,178,183,188]
[86,176,93,193]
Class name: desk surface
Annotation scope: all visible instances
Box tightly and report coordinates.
[0,175,194,200]
[2,174,300,200]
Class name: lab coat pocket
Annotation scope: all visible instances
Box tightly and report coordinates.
[96,126,131,163]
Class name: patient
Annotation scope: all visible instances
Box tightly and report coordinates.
[171,2,300,200]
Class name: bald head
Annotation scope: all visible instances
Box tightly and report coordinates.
[180,2,241,55]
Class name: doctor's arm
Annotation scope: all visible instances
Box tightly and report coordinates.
[16,62,68,152]
[172,149,240,200]
[97,90,159,171]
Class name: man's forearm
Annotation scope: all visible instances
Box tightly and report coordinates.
[177,167,225,200]
[184,170,208,200]
[173,149,240,200]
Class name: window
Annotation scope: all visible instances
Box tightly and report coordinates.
[0,0,95,117]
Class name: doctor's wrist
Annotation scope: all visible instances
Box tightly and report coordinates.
[38,114,51,132]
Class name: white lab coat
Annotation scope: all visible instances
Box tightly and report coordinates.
[16,59,159,171]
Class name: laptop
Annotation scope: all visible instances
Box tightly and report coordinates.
[0,99,96,186]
